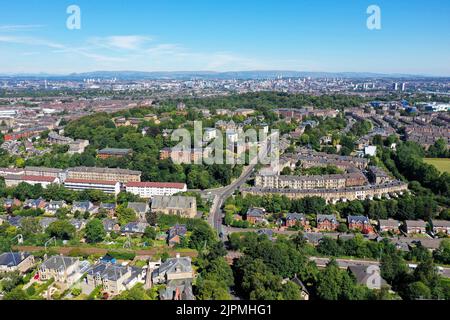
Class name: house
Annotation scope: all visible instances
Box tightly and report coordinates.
[285,213,308,228]
[348,265,388,290]
[378,219,400,234]
[121,221,149,234]
[72,201,96,214]
[99,203,116,216]
[45,201,67,215]
[127,202,150,221]
[39,217,58,230]
[167,224,187,247]
[0,252,35,273]
[347,216,374,234]
[257,229,274,240]
[316,214,338,231]
[85,262,146,295]
[151,196,197,219]
[290,276,310,300]
[103,219,121,233]
[38,256,81,285]
[432,220,450,235]
[69,218,86,230]
[23,198,47,210]
[150,254,194,285]
[159,279,195,300]
[405,220,427,234]
[3,198,21,210]
[246,207,267,224]
[7,216,24,228]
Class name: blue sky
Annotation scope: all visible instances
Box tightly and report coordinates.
[0,0,449,75]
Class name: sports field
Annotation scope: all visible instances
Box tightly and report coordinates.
[424,158,450,174]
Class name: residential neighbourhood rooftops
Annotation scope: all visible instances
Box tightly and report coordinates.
[0,252,31,267]
[40,256,79,270]
[246,207,266,217]
[151,196,196,210]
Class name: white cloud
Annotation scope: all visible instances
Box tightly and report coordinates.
[89,35,152,50]
[0,24,44,31]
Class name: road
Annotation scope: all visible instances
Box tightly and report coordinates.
[207,163,257,238]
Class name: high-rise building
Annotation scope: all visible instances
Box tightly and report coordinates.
[392,83,399,91]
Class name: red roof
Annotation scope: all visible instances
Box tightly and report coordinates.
[64,178,118,185]
[126,181,186,189]
[21,175,57,183]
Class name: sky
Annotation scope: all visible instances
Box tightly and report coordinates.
[0,0,449,75]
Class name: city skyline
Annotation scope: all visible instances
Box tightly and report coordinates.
[0,0,449,76]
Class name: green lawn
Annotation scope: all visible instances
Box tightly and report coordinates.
[424,158,450,174]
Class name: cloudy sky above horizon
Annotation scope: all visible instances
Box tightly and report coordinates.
[0,0,449,75]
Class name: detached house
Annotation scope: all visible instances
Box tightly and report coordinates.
[246,207,267,225]
[103,219,121,233]
[23,198,47,210]
[285,213,309,229]
[38,256,81,285]
[85,262,146,296]
[72,201,97,215]
[348,265,389,290]
[347,216,374,234]
[0,252,35,273]
[121,221,149,234]
[45,201,67,215]
[316,214,338,231]
[167,224,187,247]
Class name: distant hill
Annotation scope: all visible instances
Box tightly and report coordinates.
[0,70,444,80]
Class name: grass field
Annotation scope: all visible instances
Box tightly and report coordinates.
[424,158,450,174]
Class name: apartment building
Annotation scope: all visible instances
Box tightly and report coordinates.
[67,167,141,183]
[255,172,367,190]
[64,179,121,196]
[97,148,133,159]
[125,182,187,199]
[4,175,59,188]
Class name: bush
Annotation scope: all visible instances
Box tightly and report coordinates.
[106,250,136,261]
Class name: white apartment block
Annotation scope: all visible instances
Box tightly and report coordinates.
[64,179,121,196]
[125,182,187,199]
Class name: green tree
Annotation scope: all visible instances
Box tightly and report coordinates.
[85,219,106,243]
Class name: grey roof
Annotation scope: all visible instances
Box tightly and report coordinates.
[103,219,119,231]
[39,217,58,229]
[100,203,116,210]
[286,213,305,221]
[432,220,450,228]
[7,216,23,227]
[72,201,94,211]
[246,207,265,217]
[41,256,78,270]
[98,148,132,155]
[0,252,31,267]
[348,265,388,287]
[405,220,427,228]
[347,216,369,224]
[121,221,149,234]
[151,196,196,211]
[87,262,141,281]
[69,218,85,230]
[317,214,337,223]
[154,256,192,279]
[159,279,195,300]
[291,276,309,294]
[68,166,141,175]
[127,202,149,214]
[378,219,399,227]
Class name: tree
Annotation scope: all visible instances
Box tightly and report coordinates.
[408,281,431,300]
[143,226,157,240]
[85,219,106,243]
[3,287,29,300]
[46,220,76,240]
[116,205,137,225]
[316,260,342,300]
[20,217,42,238]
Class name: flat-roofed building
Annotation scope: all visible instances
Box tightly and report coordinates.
[151,196,197,218]
[64,179,121,195]
[67,167,141,183]
[4,175,59,188]
[97,148,133,159]
[125,182,187,199]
